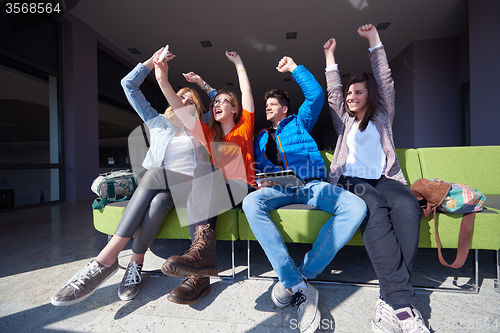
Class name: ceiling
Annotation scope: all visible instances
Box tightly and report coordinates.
[69,0,468,134]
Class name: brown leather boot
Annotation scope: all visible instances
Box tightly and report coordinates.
[161,224,218,277]
[167,276,210,305]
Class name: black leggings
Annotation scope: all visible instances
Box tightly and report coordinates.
[114,163,252,252]
[114,167,191,254]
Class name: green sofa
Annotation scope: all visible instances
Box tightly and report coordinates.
[93,146,500,292]
[239,147,500,249]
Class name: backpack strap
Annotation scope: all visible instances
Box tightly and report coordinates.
[433,209,475,268]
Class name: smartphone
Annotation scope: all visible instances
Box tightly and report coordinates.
[158,44,169,62]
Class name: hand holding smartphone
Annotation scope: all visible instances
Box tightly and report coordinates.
[158,44,169,62]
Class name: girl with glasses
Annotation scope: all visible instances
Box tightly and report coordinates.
[154,50,255,304]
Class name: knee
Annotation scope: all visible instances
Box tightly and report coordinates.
[393,192,421,218]
[242,193,256,212]
[343,192,368,221]
[150,191,174,212]
[242,191,265,214]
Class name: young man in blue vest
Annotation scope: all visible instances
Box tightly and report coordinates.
[242,56,366,333]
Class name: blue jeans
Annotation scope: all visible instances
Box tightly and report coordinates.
[242,180,367,290]
[337,176,422,306]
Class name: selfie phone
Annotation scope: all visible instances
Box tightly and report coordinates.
[158,44,169,62]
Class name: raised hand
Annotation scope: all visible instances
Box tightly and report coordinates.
[323,38,337,68]
[225,51,254,113]
[153,50,175,83]
[182,71,204,86]
[276,56,298,73]
[154,48,175,64]
[323,38,337,57]
[225,51,243,66]
[143,48,163,71]
[357,24,381,48]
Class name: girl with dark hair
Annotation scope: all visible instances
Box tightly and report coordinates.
[324,24,429,333]
[155,50,255,304]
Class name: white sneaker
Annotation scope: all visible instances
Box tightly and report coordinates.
[291,282,321,333]
[395,306,430,333]
[372,298,403,333]
[271,281,294,308]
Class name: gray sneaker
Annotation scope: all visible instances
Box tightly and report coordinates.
[51,259,118,306]
[118,261,142,301]
[372,298,403,333]
[271,281,294,308]
[291,282,321,333]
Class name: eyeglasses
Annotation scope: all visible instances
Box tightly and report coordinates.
[212,98,233,107]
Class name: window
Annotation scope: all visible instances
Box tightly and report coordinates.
[0,64,61,208]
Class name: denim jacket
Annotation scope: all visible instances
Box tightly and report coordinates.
[121,63,207,169]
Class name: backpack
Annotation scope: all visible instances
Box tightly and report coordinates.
[91,170,138,209]
[410,178,486,268]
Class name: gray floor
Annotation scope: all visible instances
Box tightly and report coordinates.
[1,201,499,333]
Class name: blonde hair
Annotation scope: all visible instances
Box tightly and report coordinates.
[164,87,206,131]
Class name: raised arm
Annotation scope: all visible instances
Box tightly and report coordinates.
[226,51,254,113]
[277,56,324,133]
[323,38,345,134]
[120,49,166,123]
[183,71,216,99]
[323,38,337,68]
[359,24,395,121]
[154,48,197,131]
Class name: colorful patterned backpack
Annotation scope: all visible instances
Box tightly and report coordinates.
[411,178,486,268]
[91,170,138,209]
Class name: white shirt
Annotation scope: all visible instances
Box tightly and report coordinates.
[344,120,386,179]
[162,134,196,176]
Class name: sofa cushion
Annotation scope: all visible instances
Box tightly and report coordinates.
[93,202,239,241]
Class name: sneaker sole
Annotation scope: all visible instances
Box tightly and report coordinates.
[161,262,218,278]
[167,285,211,305]
[118,287,139,301]
[50,265,119,306]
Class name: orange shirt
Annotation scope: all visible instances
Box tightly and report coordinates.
[193,109,255,186]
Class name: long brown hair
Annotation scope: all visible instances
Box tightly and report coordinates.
[208,87,241,143]
[344,73,378,131]
[164,87,205,132]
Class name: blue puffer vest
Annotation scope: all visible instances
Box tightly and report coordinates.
[254,65,327,181]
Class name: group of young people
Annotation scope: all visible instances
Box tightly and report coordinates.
[51,24,429,333]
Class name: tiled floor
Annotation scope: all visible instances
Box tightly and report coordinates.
[1,201,499,332]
